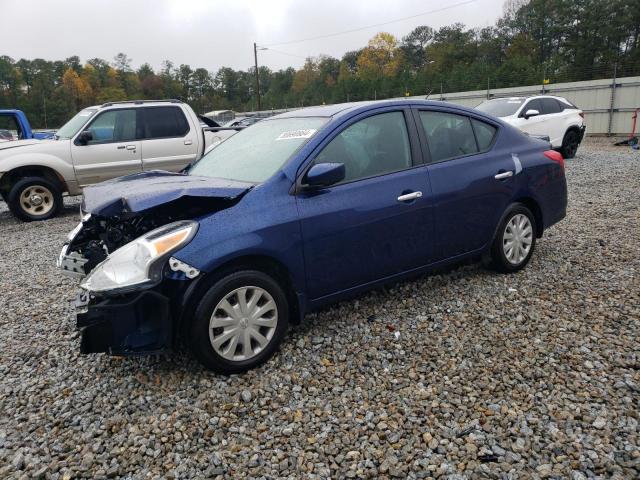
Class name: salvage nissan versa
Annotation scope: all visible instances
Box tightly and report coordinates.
[58,99,567,374]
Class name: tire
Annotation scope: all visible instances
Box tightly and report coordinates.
[189,270,289,374]
[560,129,580,159]
[7,176,63,222]
[489,204,537,273]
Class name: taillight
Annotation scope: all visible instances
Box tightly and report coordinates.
[544,150,564,169]
[579,111,584,119]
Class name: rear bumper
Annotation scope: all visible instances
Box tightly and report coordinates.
[578,125,586,142]
[76,289,173,355]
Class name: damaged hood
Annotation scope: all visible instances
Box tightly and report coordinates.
[82,170,254,216]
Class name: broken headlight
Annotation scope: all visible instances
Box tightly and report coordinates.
[80,221,198,293]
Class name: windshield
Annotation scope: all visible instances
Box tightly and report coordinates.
[56,108,97,139]
[190,117,327,183]
[476,99,524,117]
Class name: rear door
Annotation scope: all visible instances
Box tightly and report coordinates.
[71,108,142,186]
[296,109,434,300]
[415,108,515,260]
[139,106,199,172]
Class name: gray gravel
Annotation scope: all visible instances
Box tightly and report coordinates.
[1,140,638,479]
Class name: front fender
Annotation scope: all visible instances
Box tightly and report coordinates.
[0,150,76,192]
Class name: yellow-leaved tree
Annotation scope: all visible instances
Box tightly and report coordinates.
[61,68,93,109]
[356,32,403,82]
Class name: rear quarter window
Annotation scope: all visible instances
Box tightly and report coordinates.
[471,118,497,151]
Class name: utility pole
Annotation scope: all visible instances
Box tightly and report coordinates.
[253,42,262,112]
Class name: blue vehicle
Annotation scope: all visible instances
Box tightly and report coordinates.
[58,99,567,373]
[0,110,55,141]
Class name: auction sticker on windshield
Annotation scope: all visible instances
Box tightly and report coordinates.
[276,129,317,140]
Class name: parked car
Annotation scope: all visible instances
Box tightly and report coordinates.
[476,95,585,158]
[0,109,56,142]
[58,99,567,374]
[0,100,235,221]
[0,129,14,141]
[224,116,261,128]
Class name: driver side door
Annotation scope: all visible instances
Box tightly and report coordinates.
[71,108,142,186]
[296,109,434,301]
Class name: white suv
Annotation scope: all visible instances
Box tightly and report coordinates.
[476,95,585,158]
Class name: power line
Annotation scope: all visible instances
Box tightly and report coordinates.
[261,48,308,60]
[262,0,477,48]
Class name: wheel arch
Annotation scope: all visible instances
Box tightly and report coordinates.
[0,165,67,195]
[178,254,303,338]
[513,196,544,238]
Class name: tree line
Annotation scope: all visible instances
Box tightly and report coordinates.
[1,0,638,128]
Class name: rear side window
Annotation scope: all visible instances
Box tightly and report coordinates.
[315,111,412,183]
[539,98,562,114]
[471,119,497,151]
[419,111,478,162]
[142,106,190,139]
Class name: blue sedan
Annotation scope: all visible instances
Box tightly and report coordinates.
[59,99,567,373]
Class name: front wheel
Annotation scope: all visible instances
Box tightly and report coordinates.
[489,204,537,273]
[7,176,63,221]
[189,270,289,374]
[560,130,580,159]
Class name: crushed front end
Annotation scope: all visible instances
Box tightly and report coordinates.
[59,214,203,355]
[57,171,252,356]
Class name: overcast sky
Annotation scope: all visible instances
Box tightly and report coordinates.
[1,0,506,72]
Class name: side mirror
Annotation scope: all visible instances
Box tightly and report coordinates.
[523,109,540,119]
[304,163,345,188]
[77,130,93,145]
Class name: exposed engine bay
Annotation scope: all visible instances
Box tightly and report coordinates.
[60,196,238,277]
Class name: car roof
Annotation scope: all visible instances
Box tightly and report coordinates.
[270,99,479,120]
[486,95,567,102]
[88,99,185,110]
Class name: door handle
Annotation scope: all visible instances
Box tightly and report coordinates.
[494,171,514,180]
[397,191,422,202]
[184,139,193,145]
[126,145,136,150]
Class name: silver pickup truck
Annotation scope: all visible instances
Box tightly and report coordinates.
[0,99,237,221]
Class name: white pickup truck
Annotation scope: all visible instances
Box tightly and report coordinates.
[0,100,237,221]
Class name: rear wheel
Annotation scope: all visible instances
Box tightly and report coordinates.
[560,130,580,159]
[489,204,536,273]
[189,270,289,374]
[7,176,63,221]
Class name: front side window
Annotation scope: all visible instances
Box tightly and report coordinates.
[86,109,137,144]
[189,117,327,183]
[521,99,543,117]
[142,106,189,139]
[314,111,412,183]
[419,111,478,162]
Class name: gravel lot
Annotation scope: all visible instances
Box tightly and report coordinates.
[0,140,638,479]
